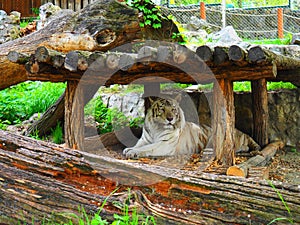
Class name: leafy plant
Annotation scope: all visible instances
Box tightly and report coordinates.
[111,188,156,225]
[0,82,65,126]
[51,121,64,144]
[127,0,163,29]
[267,180,294,224]
[85,97,143,134]
[31,7,40,16]
[15,188,156,225]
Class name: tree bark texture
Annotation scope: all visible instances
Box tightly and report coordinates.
[212,79,235,166]
[0,130,299,224]
[65,80,84,149]
[251,79,269,147]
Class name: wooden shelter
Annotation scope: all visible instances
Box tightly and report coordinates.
[0,0,299,223]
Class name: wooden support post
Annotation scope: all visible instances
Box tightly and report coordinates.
[65,80,84,150]
[212,79,235,166]
[143,83,160,115]
[251,79,269,147]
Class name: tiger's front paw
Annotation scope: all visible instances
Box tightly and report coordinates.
[123,148,142,159]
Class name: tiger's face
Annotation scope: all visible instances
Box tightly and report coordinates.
[149,98,181,129]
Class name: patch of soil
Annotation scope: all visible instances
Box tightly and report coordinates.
[269,147,300,185]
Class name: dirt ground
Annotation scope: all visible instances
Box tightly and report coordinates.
[269,147,300,185]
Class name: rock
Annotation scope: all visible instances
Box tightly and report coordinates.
[39,2,62,22]
[291,33,300,45]
[103,92,144,119]
[0,10,7,21]
[182,30,208,44]
[210,26,242,44]
[0,10,20,43]
[38,3,73,30]
[186,16,211,33]
[8,11,21,24]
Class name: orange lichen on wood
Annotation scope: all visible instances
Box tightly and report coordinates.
[170,183,211,195]
[150,181,172,197]
[12,162,29,170]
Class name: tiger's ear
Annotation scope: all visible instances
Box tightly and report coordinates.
[149,97,155,104]
[174,94,182,102]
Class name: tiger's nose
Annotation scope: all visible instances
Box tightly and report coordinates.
[167,117,173,122]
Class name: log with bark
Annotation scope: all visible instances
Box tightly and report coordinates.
[0,0,181,90]
[227,141,285,178]
[0,130,299,224]
[10,41,300,87]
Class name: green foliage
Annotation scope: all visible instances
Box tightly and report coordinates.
[161,83,192,90]
[233,81,252,92]
[127,0,163,29]
[85,98,143,134]
[31,7,40,16]
[233,81,296,92]
[267,81,296,91]
[111,189,156,225]
[267,180,294,224]
[244,35,292,45]
[0,82,65,127]
[17,188,156,225]
[51,122,64,144]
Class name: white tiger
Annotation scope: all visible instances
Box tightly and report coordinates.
[123,96,260,158]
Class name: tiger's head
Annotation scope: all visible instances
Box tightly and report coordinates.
[147,95,185,130]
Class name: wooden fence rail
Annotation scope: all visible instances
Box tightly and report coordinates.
[41,0,97,12]
[0,0,96,17]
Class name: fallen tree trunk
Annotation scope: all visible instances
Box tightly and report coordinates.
[0,0,180,91]
[0,130,299,224]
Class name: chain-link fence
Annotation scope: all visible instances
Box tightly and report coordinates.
[161,4,300,40]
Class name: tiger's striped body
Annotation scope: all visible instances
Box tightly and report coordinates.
[123,96,260,158]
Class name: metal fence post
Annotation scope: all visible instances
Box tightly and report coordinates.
[277,8,284,39]
[200,2,206,20]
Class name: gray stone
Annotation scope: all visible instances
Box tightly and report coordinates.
[210,26,242,44]
[186,16,211,32]
[291,33,300,45]
[182,30,208,44]
[0,10,7,21]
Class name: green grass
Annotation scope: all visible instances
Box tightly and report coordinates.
[51,122,64,144]
[15,188,156,225]
[233,81,296,92]
[85,97,143,134]
[0,81,66,127]
[267,181,294,224]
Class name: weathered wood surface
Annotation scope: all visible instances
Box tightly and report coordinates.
[251,79,269,147]
[212,79,235,166]
[8,42,300,86]
[227,141,285,178]
[64,80,85,149]
[0,0,180,91]
[0,130,299,224]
